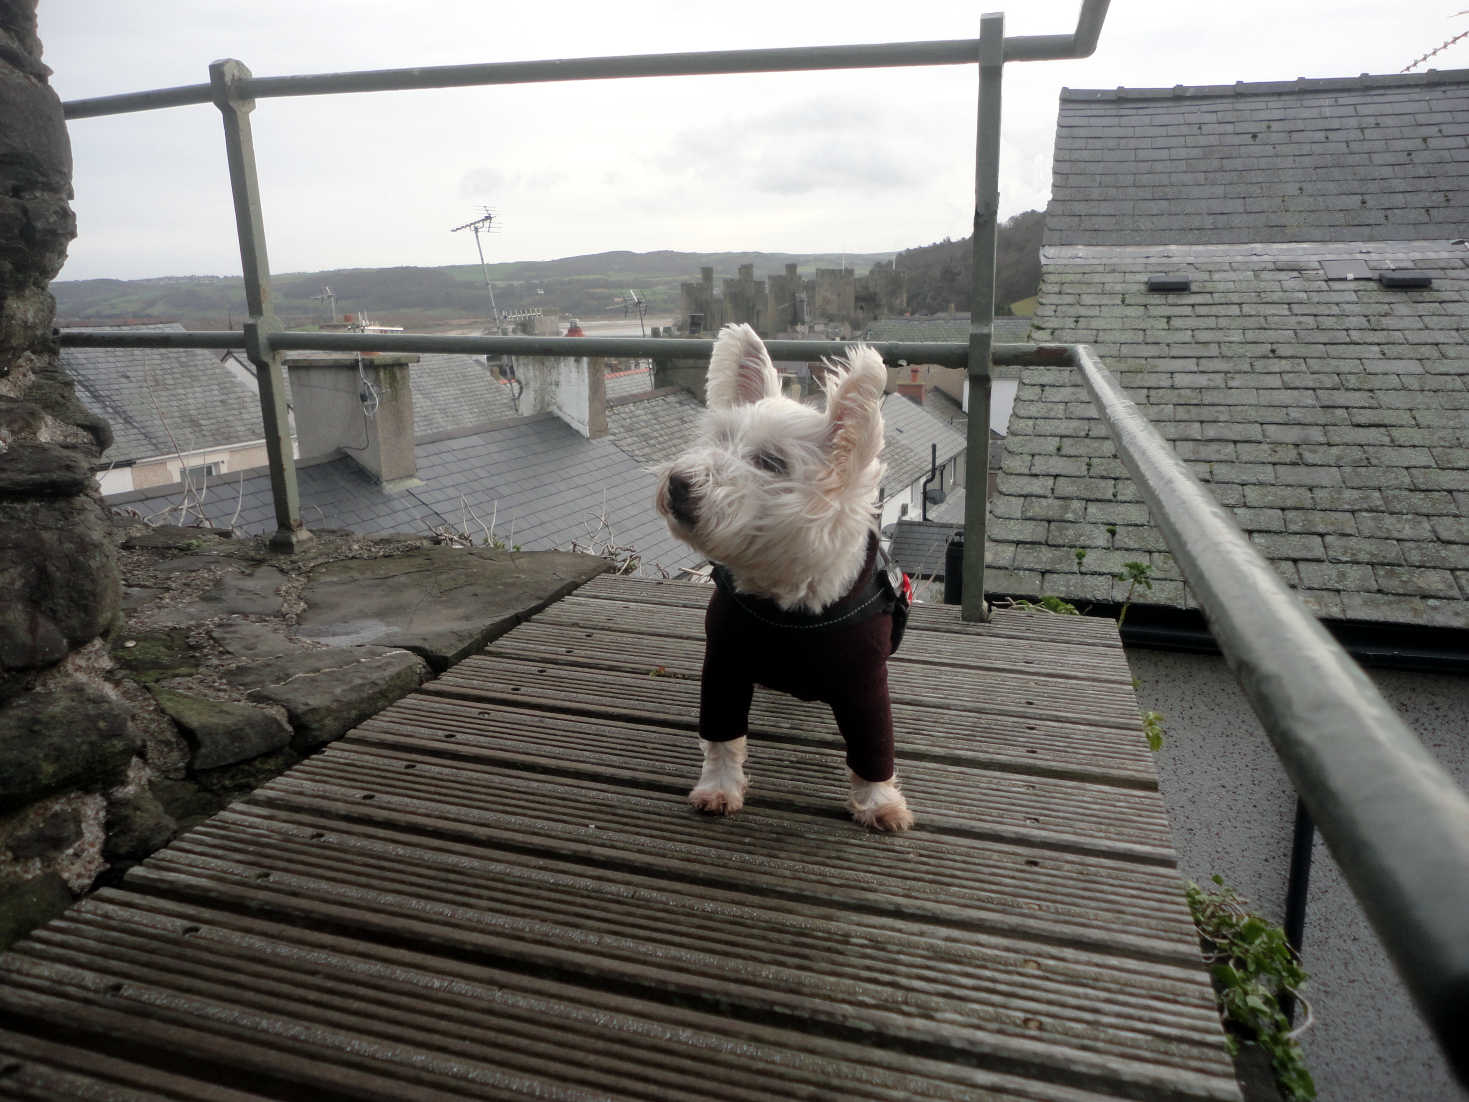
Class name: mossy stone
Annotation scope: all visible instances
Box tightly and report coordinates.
[0,872,73,952]
[148,685,292,771]
[0,684,135,812]
[111,628,199,684]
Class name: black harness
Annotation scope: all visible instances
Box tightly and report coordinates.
[711,535,912,652]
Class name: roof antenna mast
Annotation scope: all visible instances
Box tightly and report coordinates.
[451,208,501,332]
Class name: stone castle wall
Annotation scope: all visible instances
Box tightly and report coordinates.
[0,0,139,946]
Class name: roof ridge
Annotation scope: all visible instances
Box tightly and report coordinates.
[1061,67,1469,102]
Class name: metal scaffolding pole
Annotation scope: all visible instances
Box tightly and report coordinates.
[209,59,310,551]
[961,12,1004,623]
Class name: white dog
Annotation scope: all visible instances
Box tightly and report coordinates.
[655,324,913,831]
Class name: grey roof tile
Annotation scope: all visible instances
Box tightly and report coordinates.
[63,324,273,463]
[997,231,1469,625]
[605,390,703,468]
[865,316,1033,343]
[1049,71,1469,248]
[409,353,520,434]
[888,520,964,580]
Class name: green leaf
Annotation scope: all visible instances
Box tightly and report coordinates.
[1238,917,1267,944]
[1212,963,1242,988]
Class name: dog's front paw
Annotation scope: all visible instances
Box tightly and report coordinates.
[689,737,749,816]
[848,773,914,832]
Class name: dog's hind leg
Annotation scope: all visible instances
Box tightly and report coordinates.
[688,736,749,815]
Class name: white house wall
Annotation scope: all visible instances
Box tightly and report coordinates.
[879,486,913,529]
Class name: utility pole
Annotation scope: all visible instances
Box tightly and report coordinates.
[451,209,500,331]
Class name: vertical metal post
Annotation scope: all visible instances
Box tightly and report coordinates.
[961,12,1003,622]
[209,59,310,551]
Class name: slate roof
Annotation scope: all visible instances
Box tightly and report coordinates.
[606,363,654,399]
[889,519,964,582]
[410,353,519,434]
[991,70,1469,629]
[114,413,699,574]
[64,325,271,463]
[70,330,654,469]
[881,436,931,499]
[922,386,967,433]
[605,389,703,468]
[882,392,967,475]
[1046,70,1469,247]
[866,316,1033,343]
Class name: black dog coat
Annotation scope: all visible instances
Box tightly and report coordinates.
[698,534,909,782]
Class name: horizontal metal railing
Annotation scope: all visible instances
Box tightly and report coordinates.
[57,327,1038,369]
[1069,343,1469,1081]
[57,327,1087,374]
[61,27,1105,120]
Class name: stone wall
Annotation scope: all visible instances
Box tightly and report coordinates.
[812,268,856,325]
[0,0,133,946]
[680,261,907,339]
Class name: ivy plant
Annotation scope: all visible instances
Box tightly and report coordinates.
[1186,876,1316,1101]
[1141,709,1164,752]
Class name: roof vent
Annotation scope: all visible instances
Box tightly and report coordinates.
[1321,259,1374,281]
[1378,271,1432,290]
[1146,275,1191,292]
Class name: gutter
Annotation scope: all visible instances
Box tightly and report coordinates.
[984,599,1469,676]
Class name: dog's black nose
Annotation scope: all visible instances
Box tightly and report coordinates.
[666,473,697,525]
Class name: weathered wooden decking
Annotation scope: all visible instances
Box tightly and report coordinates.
[0,574,1241,1100]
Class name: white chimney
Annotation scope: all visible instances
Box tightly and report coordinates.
[514,355,607,439]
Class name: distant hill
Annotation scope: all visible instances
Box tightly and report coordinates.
[895,210,1045,316]
[52,216,1047,331]
[53,249,895,331]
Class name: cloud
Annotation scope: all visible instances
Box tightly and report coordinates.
[659,96,939,198]
[457,165,568,199]
[458,167,506,197]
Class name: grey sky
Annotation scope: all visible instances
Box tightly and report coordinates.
[38,1,1469,282]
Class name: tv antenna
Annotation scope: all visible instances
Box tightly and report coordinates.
[451,208,501,330]
[612,289,649,336]
[312,285,337,324]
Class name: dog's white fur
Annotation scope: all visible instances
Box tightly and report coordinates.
[687,736,748,814]
[657,323,884,613]
[656,323,913,831]
[848,772,915,832]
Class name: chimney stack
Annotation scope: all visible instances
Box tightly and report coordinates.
[285,353,420,486]
[515,355,608,439]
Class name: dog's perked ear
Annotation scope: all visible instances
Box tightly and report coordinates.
[822,347,887,488]
[705,323,779,410]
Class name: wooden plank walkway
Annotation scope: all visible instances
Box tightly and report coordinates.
[0,574,1241,1101]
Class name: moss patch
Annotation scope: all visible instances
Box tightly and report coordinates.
[111,628,199,684]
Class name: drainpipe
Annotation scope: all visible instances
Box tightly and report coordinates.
[920,443,939,522]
